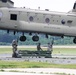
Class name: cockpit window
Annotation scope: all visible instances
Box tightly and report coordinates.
[10,14,17,20]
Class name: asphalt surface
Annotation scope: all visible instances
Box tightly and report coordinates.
[0,53,76,64]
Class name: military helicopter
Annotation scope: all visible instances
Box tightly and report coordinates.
[0,0,76,43]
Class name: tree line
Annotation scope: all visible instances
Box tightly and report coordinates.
[0,30,74,45]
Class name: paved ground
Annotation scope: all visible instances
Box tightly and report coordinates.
[0,53,76,64]
[0,68,76,75]
[1,45,76,48]
[0,72,56,75]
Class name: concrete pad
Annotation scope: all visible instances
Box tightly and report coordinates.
[2,68,76,75]
[0,72,55,75]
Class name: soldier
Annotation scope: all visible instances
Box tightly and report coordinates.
[37,43,42,58]
[37,43,42,51]
[12,40,18,58]
[47,38,54,55]
[47,43,53,52]
[47,42,53,58]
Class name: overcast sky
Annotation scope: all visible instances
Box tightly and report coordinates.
[12,0,76,12]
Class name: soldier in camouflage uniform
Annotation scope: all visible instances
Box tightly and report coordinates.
[47,38,54,57]
[37,43,42,51]
[12,40,18,58]
[37,43,42,58]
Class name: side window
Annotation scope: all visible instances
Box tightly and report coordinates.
[45,18,50,23]
[29,16,34,21]
[61,19,66,24]
[10,14,17,20]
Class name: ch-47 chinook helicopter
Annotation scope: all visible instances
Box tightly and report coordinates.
[0,0,76,43]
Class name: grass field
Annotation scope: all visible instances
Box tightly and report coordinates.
[0,47,76,55]
[0,61,76,69]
